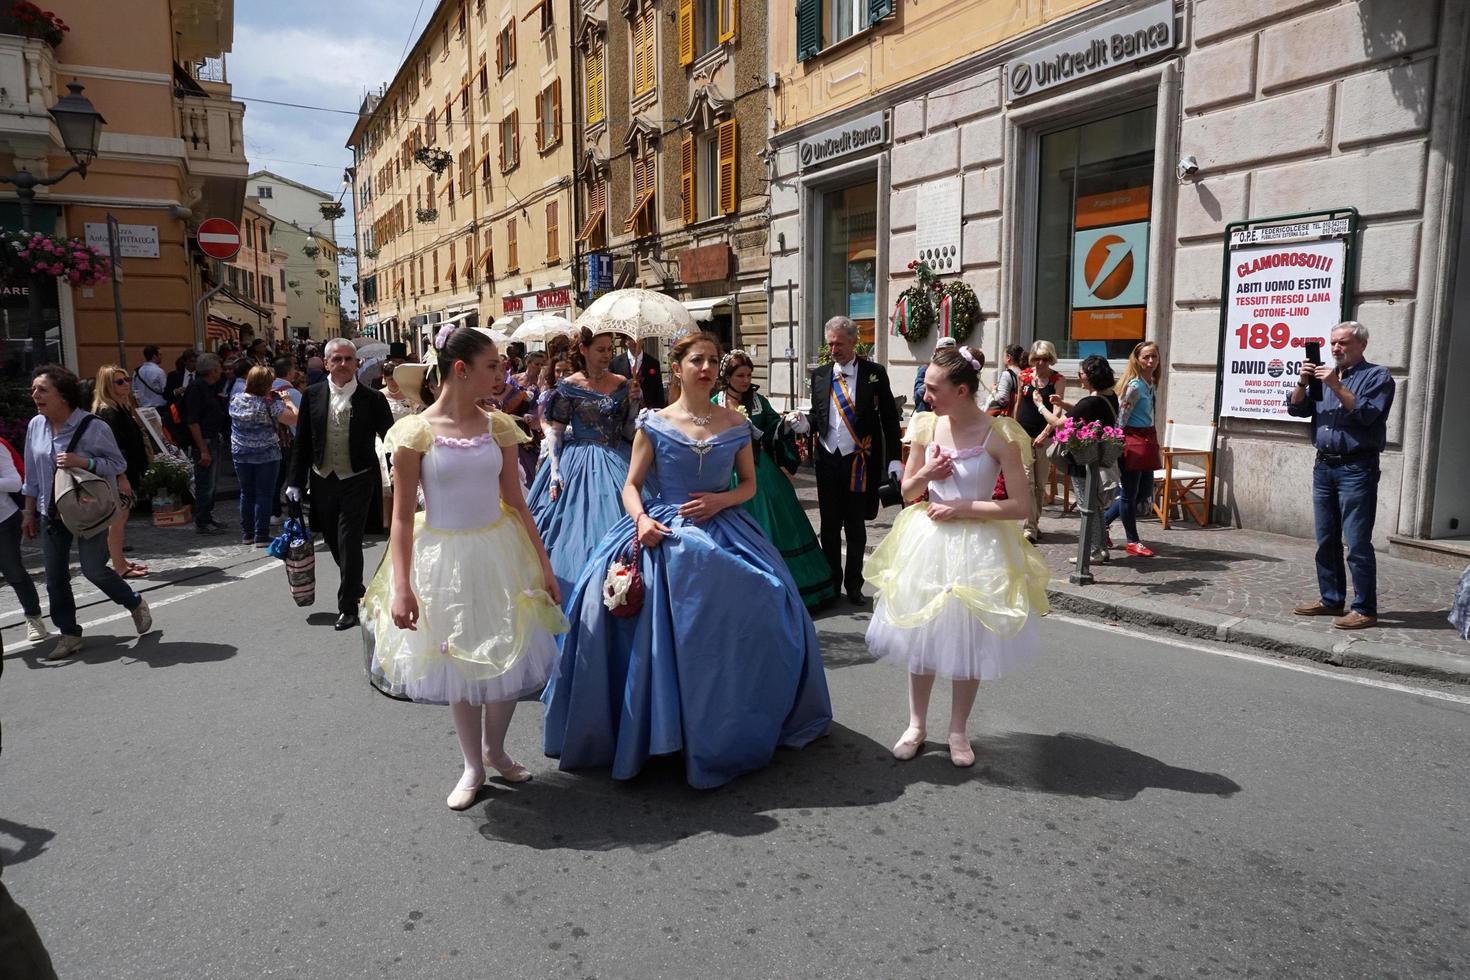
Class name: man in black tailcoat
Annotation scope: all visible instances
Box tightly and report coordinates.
[611,339,666,410]
[286,337,394,630]
[807,316,902,606]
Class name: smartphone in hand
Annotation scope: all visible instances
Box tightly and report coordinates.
[1304,341,1323,401]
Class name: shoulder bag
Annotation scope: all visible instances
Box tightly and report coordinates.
[53,415,120,538]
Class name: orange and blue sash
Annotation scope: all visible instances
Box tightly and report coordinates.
[831,371,873,492]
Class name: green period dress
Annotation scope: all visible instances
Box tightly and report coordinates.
[730,392,838,609]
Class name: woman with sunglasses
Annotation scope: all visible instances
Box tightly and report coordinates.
[92,364,151,578]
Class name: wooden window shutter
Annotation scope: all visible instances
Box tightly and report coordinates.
[680,135,696,224]
[511,110,519,167]
[586,47,604,126]
[719,0,737,44]
[508,217,518,269]
[495,29,503,74]
[534,88,544,151]
[677,0,694,66]
[449,240,457,282]
[869,0,893,24]
[551,78,562,146]
[546,201,558,261]
[717,119,737,215]
[498,117,507,171]
[795,0,821,61]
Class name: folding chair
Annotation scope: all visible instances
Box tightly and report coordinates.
[1152,419,1214,528]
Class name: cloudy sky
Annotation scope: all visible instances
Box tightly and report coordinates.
[229,0,425,312]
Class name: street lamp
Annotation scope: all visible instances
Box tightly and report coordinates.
[0,82,107,364]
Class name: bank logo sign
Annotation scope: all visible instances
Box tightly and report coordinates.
[797,110,889,172]
[1006,0,1175,102]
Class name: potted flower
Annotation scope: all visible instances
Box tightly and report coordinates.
[138,454,194,526]
[416,207,439,224]
[1051,416,1124,468]
[0,2,68,47]
[318,201,346,221]
[301,243,320,259]
[0,231,111,288]
[413,146,453,175]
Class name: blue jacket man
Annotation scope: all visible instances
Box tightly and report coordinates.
[1286,321,1396,630]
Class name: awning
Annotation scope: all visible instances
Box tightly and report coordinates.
[623,189,654,234]
[682,297,731,323]
[491,314,522,332]
[576,208,605,244]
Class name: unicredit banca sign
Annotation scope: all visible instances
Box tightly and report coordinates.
[798,111,889,172]
[1006,0,1175,102]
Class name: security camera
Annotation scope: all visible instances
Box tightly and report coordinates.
[1177,154,1199,180]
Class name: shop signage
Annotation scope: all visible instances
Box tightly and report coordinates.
[504,287,572,315]
[1006,0,1175,102]
[586,252,613,294]
[679,243,730,284]
[1217,211,1357,422]
[798,110,888,172]
[915,178,963,272]
[84,222,160,259]
[1070,185,1152,342]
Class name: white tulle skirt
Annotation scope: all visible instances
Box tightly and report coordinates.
[362,509,568,705]
[863,503,1050,681]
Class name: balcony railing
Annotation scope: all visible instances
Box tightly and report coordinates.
[178,91,245,169]
[0,33,59,160]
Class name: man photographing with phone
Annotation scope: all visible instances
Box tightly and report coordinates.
[1286,321,1396,630]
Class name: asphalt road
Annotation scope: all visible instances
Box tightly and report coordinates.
[1,539,1467,979]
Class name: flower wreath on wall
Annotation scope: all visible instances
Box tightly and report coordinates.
[0,231,111,288]
[891,261,980,345]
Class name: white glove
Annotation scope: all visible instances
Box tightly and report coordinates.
[285,486,302,503]
[784,412,811,436]
[887,461,904,482]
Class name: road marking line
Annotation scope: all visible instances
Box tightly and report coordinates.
[2,558,279,655]
[1052,613,1470,706]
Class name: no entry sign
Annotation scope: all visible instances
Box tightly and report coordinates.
[197,217,241,260]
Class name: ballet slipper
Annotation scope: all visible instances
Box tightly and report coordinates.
[947,733,975,768]
[446,772,484,810]
[483,754,532,783]
[891,727,926,761]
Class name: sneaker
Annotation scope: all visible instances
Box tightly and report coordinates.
[1124,542,1155,558]
[1090,547,1110,564]
[196,524,223,535]
[46,634,83,660]
[25,616,49,642]
[242,535,255,546]
[254,535,272,548]
[131,598,153,636]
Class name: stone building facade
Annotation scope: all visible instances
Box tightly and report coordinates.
[571,0,769,366]
[767,0,1470,552]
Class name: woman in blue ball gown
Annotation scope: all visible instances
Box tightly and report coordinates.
[526,327,654,597]
[542,331,832,789]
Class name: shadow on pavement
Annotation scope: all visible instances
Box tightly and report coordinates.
[476,723,960,852]
[6,632,237,669]
[0,817,55,867]
[815,629,876,670]
[971,731,1242,801]
[305,612,339,627]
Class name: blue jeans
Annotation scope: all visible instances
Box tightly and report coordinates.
[1312,458,1380,617]
[41,517,141,637]
[0,511,42,616]
[235,458,280,540]
[1102,467,1151,544]
[192,435,220,527]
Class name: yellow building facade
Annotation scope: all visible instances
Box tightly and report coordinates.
[0,0,246,381]
[349,0,575,352]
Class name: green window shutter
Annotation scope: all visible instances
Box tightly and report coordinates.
[796,0,822,61]
[868,0,892,25]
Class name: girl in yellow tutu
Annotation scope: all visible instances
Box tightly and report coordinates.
[864,345,1049,767]
[362,326,568,810]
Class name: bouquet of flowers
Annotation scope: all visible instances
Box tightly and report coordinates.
[1050,415,1124,467]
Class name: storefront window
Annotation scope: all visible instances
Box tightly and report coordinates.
[820,180,878,351]
[1033,105,1155,360]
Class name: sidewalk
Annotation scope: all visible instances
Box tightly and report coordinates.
[789,472,1470,684]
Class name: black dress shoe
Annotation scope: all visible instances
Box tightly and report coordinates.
[846,591,870,608]
[334,613,360,631]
